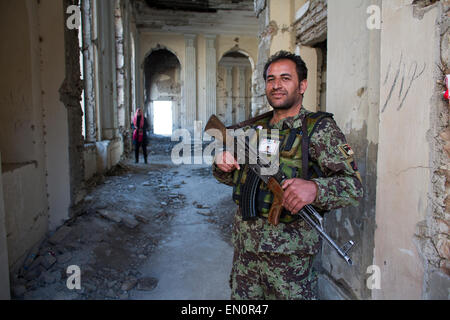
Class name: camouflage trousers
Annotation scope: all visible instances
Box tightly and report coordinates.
[229,249,318,300]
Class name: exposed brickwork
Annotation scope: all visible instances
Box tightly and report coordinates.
[295,0,327,46]
[413,1,450,298]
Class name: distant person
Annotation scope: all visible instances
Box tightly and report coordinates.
[132,108,149,164]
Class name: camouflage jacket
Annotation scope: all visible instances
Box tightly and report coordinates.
[212,107,364,255]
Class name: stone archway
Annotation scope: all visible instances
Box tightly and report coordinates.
[143,49,182,134]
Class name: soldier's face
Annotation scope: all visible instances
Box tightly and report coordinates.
[265,59,307,110]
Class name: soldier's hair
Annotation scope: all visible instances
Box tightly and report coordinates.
[263,50,308,83]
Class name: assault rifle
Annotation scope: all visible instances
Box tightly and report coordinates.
[205,115,355,266]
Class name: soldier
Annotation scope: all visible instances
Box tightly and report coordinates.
[212,51,364,300]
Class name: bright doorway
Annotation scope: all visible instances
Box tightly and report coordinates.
[153,101,173,136]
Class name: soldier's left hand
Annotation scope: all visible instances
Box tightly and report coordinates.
[281,178,318,214]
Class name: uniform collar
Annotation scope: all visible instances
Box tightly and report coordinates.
[269,107,309,130]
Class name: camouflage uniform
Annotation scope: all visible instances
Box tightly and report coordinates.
[213,107,363,300]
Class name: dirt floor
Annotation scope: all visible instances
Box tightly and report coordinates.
[10,135,236,300]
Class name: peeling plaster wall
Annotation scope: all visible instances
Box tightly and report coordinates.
[82,0,125,179]
[61,0,85,208]
[39,0,71,230]
[421,0,450,299]
[322,0,380,300]
[268,0,297,54]
[373,0,449,300]
[373,0,441,300]
[83,0,138,176]
[0,0,50,270]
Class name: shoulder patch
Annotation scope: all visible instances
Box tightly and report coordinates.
[338,144,354,158]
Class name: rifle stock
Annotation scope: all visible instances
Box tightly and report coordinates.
[205,115,230,145]
[267,178,284,226]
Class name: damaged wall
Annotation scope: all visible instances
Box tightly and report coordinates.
[40,0,72,230]
[0,0,138,284]
[374,0,449,300]
[316,0,449,300]
[61,0,85,209]
[83,0,138,179]
[0,0,51,270]
[321,0,380,300]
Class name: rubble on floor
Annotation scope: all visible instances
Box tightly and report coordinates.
[9,134,234,300]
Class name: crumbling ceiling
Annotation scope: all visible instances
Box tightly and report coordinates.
[133,0,258,36]
[143,0,254,12]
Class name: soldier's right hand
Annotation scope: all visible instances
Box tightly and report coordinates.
[215,151,240,172]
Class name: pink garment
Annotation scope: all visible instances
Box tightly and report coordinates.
[133,109,145,143]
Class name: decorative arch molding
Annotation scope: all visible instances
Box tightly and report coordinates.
[142,46,183,133]
[141,45,182,70]
[219,47,255,71]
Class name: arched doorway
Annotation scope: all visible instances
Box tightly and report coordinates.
[143,49,181,136]
[217,51,253,126]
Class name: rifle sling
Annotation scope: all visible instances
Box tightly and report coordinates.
[301,116,309,180]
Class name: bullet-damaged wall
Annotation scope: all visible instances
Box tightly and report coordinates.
[39,0,71,231]
[0,0,50,270]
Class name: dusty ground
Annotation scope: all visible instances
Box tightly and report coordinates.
[10,135,236,300]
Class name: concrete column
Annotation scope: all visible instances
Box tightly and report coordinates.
[184,34,197,132]
[0,154,11,299]
[204,35,217,127]
[225,66,233,125]
[82,0,97,142]
[130,34,137,114]
[238,66,246,123]
[40,0,71,229]
[114,0,125,129]
[99,0,118,140]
